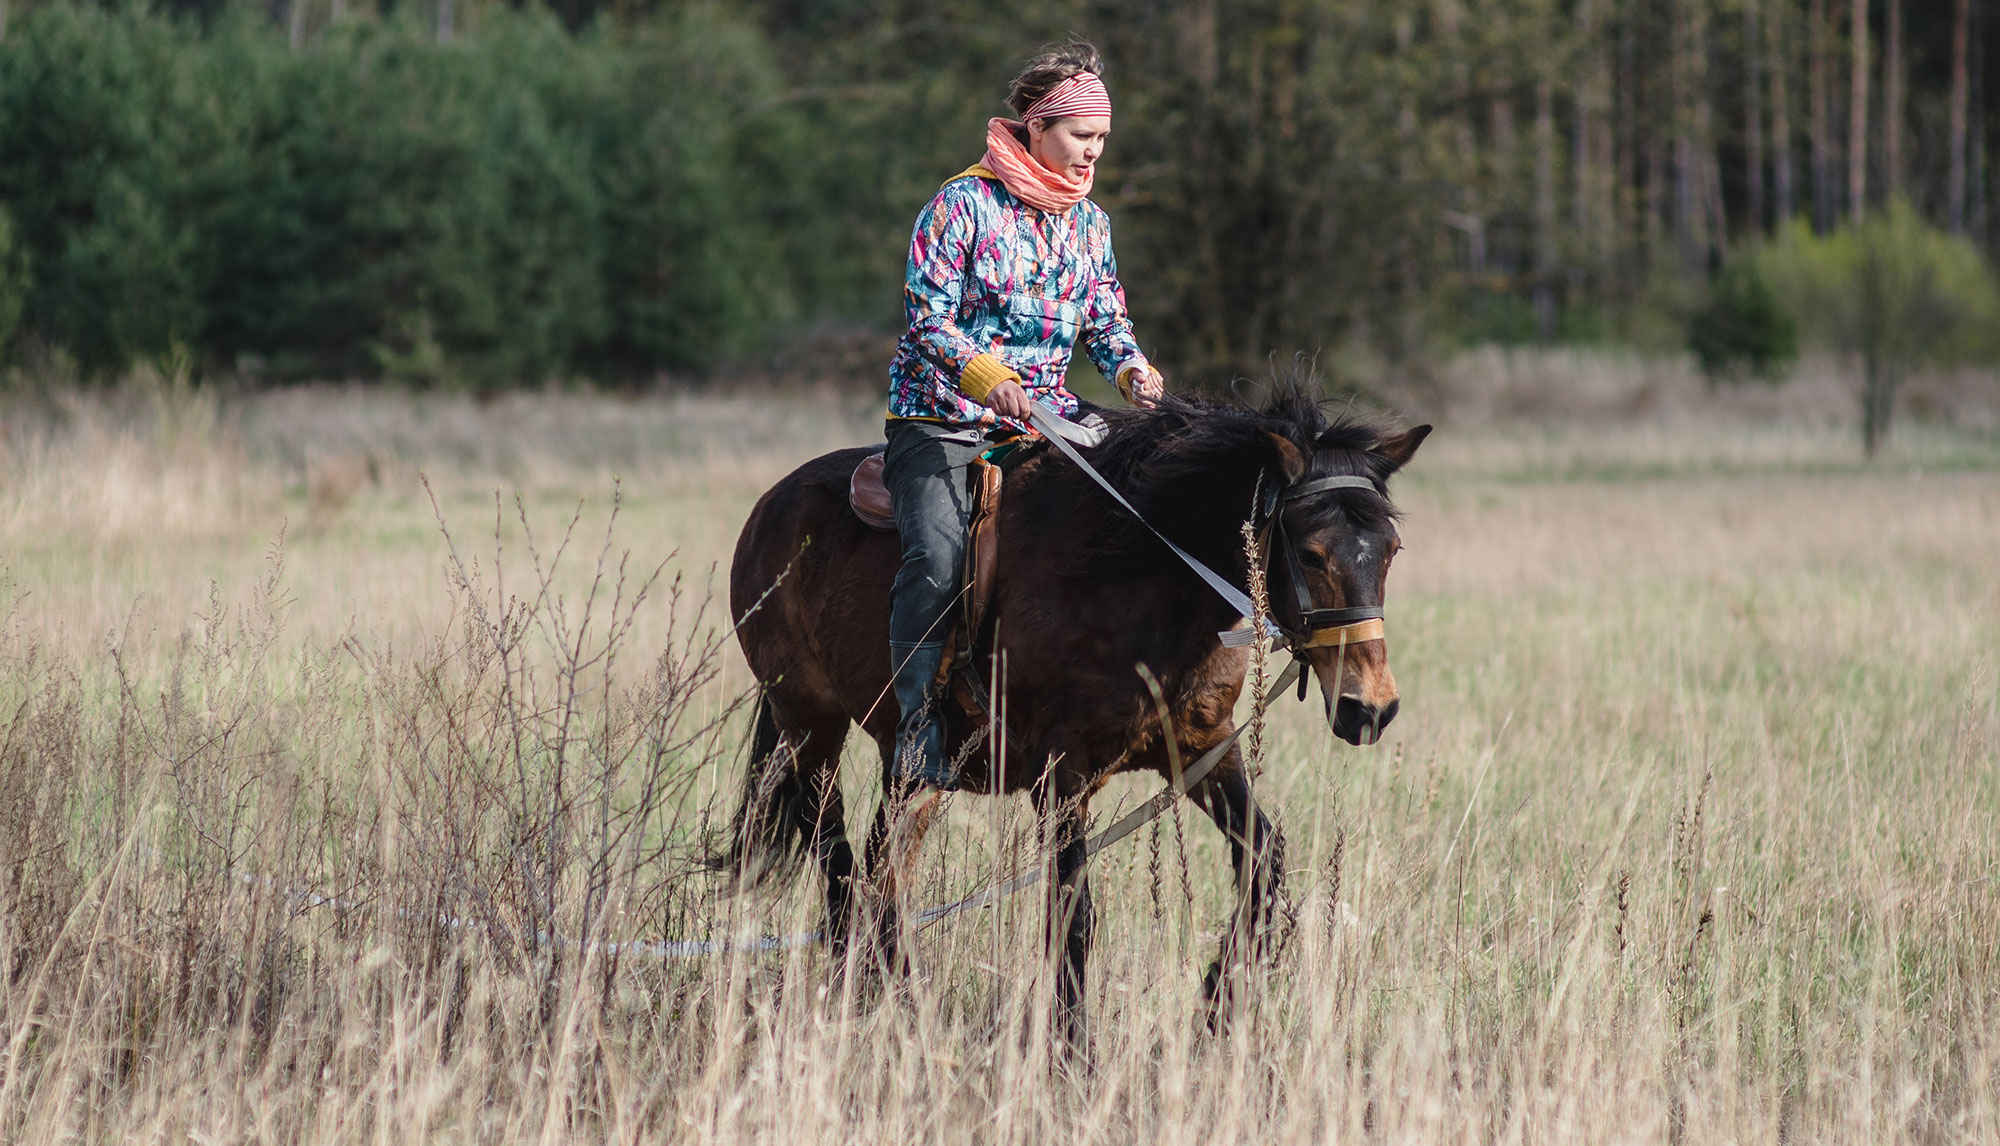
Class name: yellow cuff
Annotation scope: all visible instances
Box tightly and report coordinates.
[959,353,1019,402]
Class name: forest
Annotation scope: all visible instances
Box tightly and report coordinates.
[0,0,1994,396]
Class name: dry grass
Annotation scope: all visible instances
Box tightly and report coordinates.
[1,358,1996,1143]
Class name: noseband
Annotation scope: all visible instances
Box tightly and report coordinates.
[1263,474,1387,651]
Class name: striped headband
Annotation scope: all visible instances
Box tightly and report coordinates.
[1023,71,1112,123]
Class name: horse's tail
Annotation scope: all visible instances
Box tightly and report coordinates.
[711,690,817,891]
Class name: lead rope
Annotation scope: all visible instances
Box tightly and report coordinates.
[1027,404,1283,645]
[571,409,1327,953]
[913,658,1305,932]
[199,409,1347,961]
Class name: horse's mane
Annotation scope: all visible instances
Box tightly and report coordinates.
[1079,379,1403,535]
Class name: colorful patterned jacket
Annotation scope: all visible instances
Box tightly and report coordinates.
[888,173,1152,427]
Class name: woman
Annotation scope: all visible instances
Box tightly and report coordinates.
[884,41,1165,791]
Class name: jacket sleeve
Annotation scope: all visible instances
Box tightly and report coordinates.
[1079,209,1151,385]
[903,182,989,384]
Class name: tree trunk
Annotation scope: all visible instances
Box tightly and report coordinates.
[1771,0,1795,223]
[1694,0,1725,259]
[1618,2,1642,271]
[1491,95,1517,271]
[1575,0,1598,267]
[1949,0,1971,232]
[1884,0,1903,201]
[1673,0,1699,269]
[1535,76,1557,338]
[1861,354,1896,457]
[1747,0,1767,232]
[1810,0,1834,231]
[1178,0,1228,371]
[1647,126,1669,264]
[1974,0,1990,245]
[1849,0,1869,221]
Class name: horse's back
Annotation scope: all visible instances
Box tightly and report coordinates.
[730,446,900,731]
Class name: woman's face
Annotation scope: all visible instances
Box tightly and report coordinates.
[1026,115,1110,181]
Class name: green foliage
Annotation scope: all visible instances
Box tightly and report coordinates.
[0,5,804,384]
[1751,203,2000,452]
[1435,282,1542,347]
[587,11,804,375]
[3,3,1992,390]
[0,5,217,373]
[1754,204,2000,366]
[1687,259,1799,383]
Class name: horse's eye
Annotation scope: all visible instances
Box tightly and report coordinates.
[1298,547,1328,570]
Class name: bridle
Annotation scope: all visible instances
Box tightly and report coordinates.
[1025,404,1390,680]
[1261,473,1388,651]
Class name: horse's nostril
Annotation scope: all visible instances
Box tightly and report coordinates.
[1333,695,1398,745]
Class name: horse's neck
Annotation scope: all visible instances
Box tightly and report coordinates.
[1137,457,1263,577]
[1032,439,1262,614]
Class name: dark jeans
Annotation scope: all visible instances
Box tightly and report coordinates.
[882,420,1004,652]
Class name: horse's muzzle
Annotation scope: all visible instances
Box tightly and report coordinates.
[1331,695,1399,746]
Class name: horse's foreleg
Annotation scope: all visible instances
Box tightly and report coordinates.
[1189,764,1286,1028]
[1037,787,1094,1062]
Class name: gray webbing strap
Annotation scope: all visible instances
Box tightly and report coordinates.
[1284,474,1377,500]
[1026,403,1282,643]
[917,657,1305,930]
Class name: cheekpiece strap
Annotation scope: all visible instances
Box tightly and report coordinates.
[1301,605,1385,626]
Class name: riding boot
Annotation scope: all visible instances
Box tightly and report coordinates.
[889,641,954,790]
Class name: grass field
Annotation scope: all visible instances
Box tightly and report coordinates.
[2,356,1997,1143]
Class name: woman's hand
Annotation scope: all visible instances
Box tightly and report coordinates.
[1126,365,1165,409]
[983,378,1033,420]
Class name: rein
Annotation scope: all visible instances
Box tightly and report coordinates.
[1026,404,1386,657]
[915,657,1306,931]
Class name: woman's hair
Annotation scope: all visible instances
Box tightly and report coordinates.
[1007,41,1105,121]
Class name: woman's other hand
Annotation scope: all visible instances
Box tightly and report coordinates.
[1125,364,1164,409]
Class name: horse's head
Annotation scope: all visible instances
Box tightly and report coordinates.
[1263,421,1430,746]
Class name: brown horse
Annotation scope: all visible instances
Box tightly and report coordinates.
[720,387,1428,1046]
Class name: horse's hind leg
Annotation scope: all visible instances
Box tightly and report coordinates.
[788,714,860,952]
[1033,780,1095,1063]
[799,757,858,955]
[858,748,944,975]
[1188,761,1286,1028]
[726,693,859,949]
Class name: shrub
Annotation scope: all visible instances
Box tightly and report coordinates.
[1687,259,1798,383]
[1751,202,2000,453]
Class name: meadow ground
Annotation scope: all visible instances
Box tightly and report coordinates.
[1,352,1996,1143]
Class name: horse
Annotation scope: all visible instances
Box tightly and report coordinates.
[719,386,1429,1048]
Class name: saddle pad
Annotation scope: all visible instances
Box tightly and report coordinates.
[849,451,896,530]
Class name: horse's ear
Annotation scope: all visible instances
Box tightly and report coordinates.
[1374,424,1432,473]
[1264,431,1309,485]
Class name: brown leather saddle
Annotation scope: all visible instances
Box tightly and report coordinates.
[850,443,1033,689]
